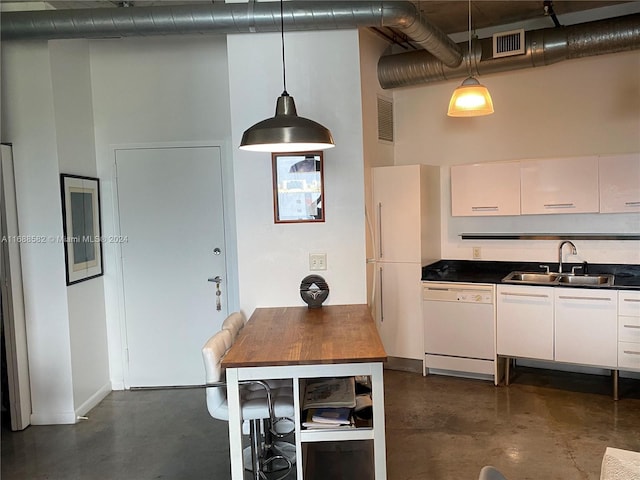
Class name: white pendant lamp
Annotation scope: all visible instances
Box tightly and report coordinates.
[447,0,494,117]
[240,0,335,152]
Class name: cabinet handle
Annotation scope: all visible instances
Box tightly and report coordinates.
[500,292,549,298]
[544,203,575,209]
[471,206,498,211]
[624,201,640,206]
[379,266,384,322]
[623,298,640,303]
[623,324,640,329]
[557,295,611,301]
[377,202,383,258]
[623,350,640,356]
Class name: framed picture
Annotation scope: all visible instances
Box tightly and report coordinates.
[272,151,325,223]
[60,174,104,285]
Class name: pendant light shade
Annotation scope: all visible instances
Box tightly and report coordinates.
[448,0,494,117]
[447,77,494,117]
[240,93,335,152]
[239,0,334,153]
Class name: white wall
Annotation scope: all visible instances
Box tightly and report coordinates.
[2,41,76,424]
[359,29,396,309]
[227,29,367,314]
[88,35,234,389]
[393,50,640,264]
[49,39,111,415]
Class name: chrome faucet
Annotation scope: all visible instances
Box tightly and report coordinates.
[558,240,577,273]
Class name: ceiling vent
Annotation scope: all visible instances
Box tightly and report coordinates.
[377,96,394,143]
[492,29,525,58]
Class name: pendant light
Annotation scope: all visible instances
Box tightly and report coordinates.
[239,0,335,152]
[447,0,494,117]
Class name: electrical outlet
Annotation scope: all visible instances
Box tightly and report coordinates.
[309,253,327,271]
[472,247,482,260]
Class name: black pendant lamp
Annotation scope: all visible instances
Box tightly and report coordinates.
[239,0,335,152]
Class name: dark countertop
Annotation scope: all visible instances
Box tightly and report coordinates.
[422,260,640,289]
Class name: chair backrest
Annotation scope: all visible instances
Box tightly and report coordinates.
[222,312,246,339]
[201,329,233,419]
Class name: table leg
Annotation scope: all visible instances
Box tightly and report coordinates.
[371,362,387,479]
[226,368,244,480]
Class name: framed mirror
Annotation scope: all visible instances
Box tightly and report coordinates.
[272,151,325,223]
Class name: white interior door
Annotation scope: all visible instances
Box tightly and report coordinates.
[0,144,31,430]
[115,146,227,387]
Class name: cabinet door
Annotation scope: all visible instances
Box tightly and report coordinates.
[372,166,421,263]
[521,156,599,214]
[451,162,520,216]
[619,290,640,370]
[376,263,423,360]
[599,153,640,213]
[496,285,554,360]
[554,288,617,368]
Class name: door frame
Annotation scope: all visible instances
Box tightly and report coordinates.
[108,141,238,389]
[0,143,32,430]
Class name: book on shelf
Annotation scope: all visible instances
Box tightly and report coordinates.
[311,407,352,425]
[302,408,354,429]
[302,377,356,410]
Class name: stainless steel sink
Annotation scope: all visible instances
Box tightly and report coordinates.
[502,271,614,287]
[503,272,559,283]
[557,274,614,286]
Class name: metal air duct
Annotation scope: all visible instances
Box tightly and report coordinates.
[378,13,640,89]
[0,1,463,68]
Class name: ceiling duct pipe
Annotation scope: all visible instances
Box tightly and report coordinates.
[1,1,463,68]
[378,13,640,89]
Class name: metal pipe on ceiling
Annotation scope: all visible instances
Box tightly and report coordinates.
[2,3,638,90]
[0,1,463,68]
[377,13,640,89]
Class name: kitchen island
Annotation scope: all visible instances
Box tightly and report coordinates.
[221,304,388,479]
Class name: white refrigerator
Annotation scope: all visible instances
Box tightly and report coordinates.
[372,164,441,361]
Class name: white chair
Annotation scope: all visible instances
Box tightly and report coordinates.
[202,330,295,480]
[222,311,245,339]
[478,465,508,480]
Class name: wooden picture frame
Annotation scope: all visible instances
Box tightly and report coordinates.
[60,174,104,285]
[272,151,325,223]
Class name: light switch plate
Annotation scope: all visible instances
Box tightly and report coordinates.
[309,253,327,271]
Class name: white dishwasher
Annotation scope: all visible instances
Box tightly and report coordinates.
[422,282,496,382]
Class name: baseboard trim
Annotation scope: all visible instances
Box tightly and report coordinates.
[75,382,112,419]
[31,411,77,425]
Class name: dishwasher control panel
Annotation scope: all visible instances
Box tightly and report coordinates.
[456,291,493,303]
[422,282,494,304]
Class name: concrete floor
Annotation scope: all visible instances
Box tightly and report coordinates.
[2,367,639,480]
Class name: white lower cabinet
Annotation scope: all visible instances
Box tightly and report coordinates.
[618,290,640,370]
[496,285,554,360]
[554,288,617,367]
[376,262,423,360]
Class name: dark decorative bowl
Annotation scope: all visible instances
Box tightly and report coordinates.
[299,275,329,308]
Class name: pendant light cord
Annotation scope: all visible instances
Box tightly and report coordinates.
[280,0,288,95]
[467,0,472,76]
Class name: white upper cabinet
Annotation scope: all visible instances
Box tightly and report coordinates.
[520,156,599,215]
[451,161,520,216]
[599,153,640,213]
